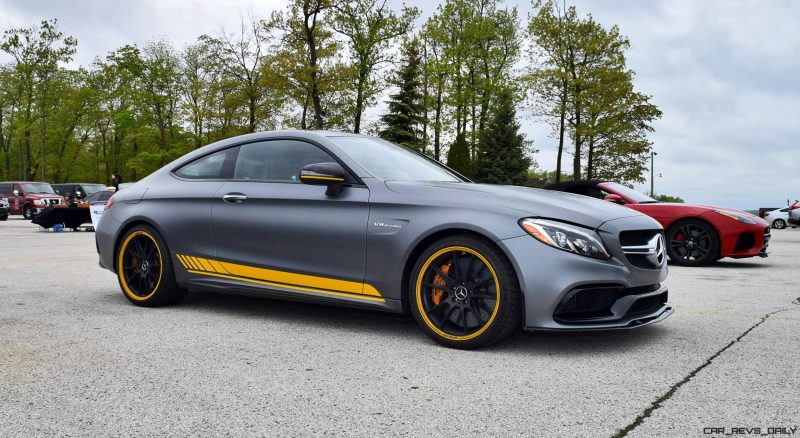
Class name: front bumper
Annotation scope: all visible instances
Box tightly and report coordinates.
[498,215,671,331]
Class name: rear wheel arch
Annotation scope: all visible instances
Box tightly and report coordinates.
[113,219,167,273]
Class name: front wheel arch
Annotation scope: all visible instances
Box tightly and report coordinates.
[400,228,524,317]
[665,217,721,265]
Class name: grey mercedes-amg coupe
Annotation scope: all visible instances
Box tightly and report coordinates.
[96,130,671,349]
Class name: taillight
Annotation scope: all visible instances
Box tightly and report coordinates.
[105,195,115,210]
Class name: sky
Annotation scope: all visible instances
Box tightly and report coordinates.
[1,0,798,209]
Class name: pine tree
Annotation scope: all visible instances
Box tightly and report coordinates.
[473,89,531,185]
[379,39,424,152]
[446,132,472,178]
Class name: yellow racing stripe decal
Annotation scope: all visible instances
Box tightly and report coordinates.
[177,254,384,303]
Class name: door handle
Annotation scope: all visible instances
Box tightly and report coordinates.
[222,193,247,204]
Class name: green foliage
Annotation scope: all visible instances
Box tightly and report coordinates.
[473,90,531,185]
[654,194,684,203]
[333,1,419,133]
[527,1,660,184]
[446,132,472,178]
[0,3,662,188]
[379,40,425,151]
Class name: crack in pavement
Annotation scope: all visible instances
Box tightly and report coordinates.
[611,307,792,438]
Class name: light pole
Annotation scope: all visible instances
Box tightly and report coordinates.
[650,151,658,197]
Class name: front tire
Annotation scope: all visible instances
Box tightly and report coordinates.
[666,219,720,267]
[409,235,521,349]
[116,225,186,307]
[772,219,786,229]
[23,204,34,220]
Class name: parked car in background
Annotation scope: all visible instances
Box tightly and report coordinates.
[0,197,9,221]
[758,207,780,218]
[764,207,791,229]
[544,180,771,267]
[52,183,108,200]
[0,182,63,219]
[788,201,800,227]
[84,189,115,204]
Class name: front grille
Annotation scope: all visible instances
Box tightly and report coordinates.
[619,229,665,269]
[554,284,662,322]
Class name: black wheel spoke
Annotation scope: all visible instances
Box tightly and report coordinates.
[122,234,162,297]
[420,248,499,338]
[469,303,486,326]
[469,275,493,290]
[430,266,455,285]
[451,252,461,281]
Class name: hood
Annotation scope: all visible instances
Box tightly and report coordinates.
[385,181,646,229]
[656,202,762,218]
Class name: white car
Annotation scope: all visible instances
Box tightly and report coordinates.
[789,203,800,228]
[765,207,791,229]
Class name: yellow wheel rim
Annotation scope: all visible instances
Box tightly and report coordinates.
[416,246,500,341]
[117,230,163,301]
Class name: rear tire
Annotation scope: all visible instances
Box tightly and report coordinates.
[666,219,719,267]
[409,235,521,349]
[772,219,786,229]
[116,225,187,307]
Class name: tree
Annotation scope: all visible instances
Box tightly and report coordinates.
[655,194,684,203]
[378,40,424,151]
[199,15,274,134]
[268,0,350,129]
[333,0,418,133]
[446,132,472,178]
[528,1,658,183]
[1,19,76,180]
[473,89,531,185]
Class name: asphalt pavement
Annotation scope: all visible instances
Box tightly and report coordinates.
[1,217,797,437]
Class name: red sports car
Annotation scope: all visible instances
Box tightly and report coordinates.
[544,181,770,267]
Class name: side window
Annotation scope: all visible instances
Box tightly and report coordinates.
[0,183,11,195]
[175,147,238,180]
[233,140,337,182]
[780,208,789,212]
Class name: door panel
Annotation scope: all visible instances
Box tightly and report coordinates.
[211,181,369,286]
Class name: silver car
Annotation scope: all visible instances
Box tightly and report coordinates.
[95,131,671,349]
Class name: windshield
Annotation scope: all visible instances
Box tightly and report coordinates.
[601,182,658,204]
[328,136,462,182]
[81,184,107,195]
[21,183,55,194]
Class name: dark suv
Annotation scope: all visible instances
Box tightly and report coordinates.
[0,182,64,219]
[52,183,108,200]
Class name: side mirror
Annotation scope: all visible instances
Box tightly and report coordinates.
[604,193,626,204]
[12,189,19,196]
[300,162,347,197]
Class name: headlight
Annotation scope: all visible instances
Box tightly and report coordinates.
[34,199,46,206]
[520,218,610,260]
[715,210,757,225]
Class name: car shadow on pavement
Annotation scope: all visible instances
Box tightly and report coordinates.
[707,260,769,269]
[176,290,670,355]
